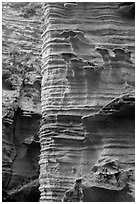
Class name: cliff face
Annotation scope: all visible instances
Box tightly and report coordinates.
[40,2,135,202]
[2,3,42,201]
[2,2,135,202]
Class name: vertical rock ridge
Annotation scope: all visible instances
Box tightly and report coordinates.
[3,2,134,202]
[40,2,134,202]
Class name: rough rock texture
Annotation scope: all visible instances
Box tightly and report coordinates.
[40,2,135,202]
[2,2,135,202]
[2,3,42,201]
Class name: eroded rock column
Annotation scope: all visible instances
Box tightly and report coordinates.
[40,2,135,201]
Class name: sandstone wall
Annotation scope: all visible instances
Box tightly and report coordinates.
[40,2,135,202]
[2,3,42,201]
[2,2,135,202]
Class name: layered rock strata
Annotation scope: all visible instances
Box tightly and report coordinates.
[40,2,135,202]
[2,2,135,202]
[2,3,42,201]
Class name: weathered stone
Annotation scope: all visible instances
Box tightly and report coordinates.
[40,2,134,202]
[2,2,135,202]
[2,2,42,201]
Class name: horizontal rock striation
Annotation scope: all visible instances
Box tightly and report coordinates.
[81,92,135,202]
[40,2,135,202]
[2,2,42,201]
[2,2,135,202]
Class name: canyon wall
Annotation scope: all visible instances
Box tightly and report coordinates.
[2,3,42,201]
[40,2,135,202]
[2,2,135,202]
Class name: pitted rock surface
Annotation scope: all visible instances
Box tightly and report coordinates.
[2,2,134,202]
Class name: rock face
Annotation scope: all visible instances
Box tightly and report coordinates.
[2,2,135,202]
[2,3,42,201]
[40,2,134,202]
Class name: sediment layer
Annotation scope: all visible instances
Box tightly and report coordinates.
[40,2,135,202]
